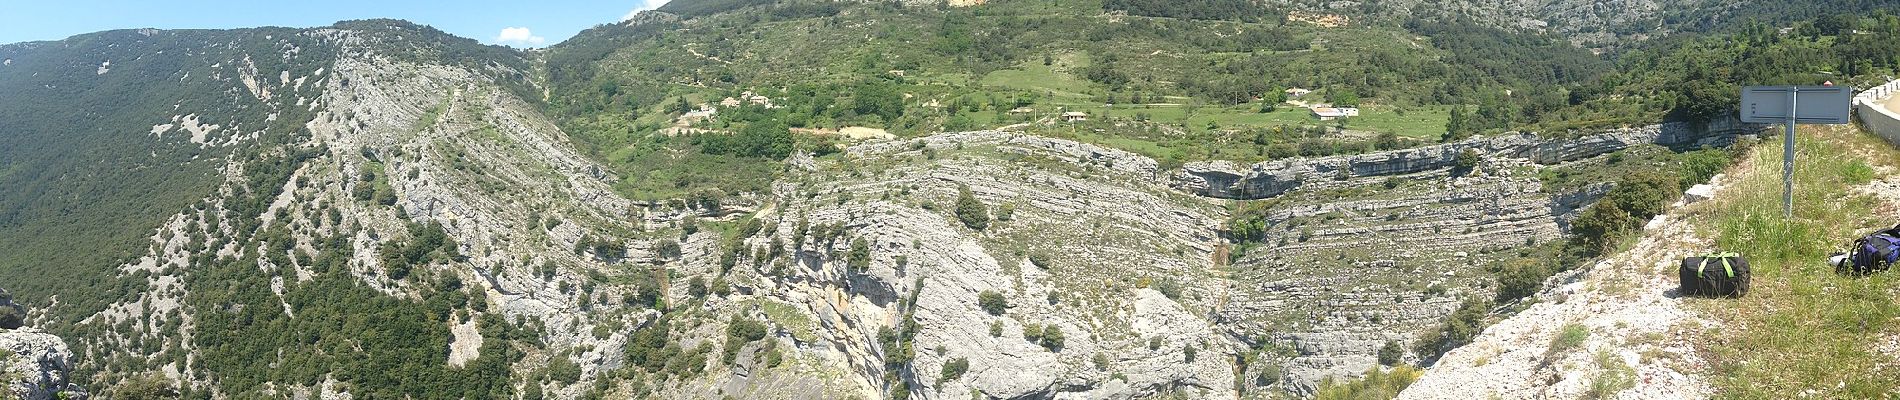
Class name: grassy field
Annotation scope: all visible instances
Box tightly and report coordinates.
[1684,125,1900,398]
[978,52,1099,102]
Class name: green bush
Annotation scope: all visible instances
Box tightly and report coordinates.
[847,238,872,271]
[655,239,682,259]
[938,357,970,384]
[1549,323,1590,356]
[1585,350,1636,399]
[1570,172,1678,252]
[888,380,911,400]
[1377,341,1403,366]
[723,316,769,364]
[977,290,1008,315]
[955,184,991,231]
[1491,259,1550,302]
[1150,278,1184,300]
[1415,299,1488,360]
[547,356,583,384]
[1452,149,1482,176]
[1314,365,1423,400]
[1041,326,1065,351]
[113,374,179,400]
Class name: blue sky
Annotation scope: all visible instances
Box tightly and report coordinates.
[0,0,670,47]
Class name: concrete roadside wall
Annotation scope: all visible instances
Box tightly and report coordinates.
[1854,79,1900,147]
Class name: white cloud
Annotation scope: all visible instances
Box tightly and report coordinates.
[621,0,670,22]
[494,27,546,47]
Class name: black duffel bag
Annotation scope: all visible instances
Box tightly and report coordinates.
[1678,252,1749,298]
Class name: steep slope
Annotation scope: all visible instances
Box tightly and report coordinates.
[1398,188,1724,399]
[1403,122,1900,399]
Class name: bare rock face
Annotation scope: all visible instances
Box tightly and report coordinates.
[0,329,80,400]
[1175,117,1763,200]
[717,130,1237,399]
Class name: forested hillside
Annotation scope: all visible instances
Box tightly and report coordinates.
[0,27,324,326]
[537,0,1900,205]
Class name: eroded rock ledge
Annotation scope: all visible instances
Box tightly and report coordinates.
[1175,117,1763,200]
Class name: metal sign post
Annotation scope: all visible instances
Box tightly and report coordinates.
[1740,85,1852,217]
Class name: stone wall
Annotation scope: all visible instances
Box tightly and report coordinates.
[1854,79,1900,147]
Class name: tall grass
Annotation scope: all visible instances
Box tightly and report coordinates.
[1314,365,1424,400]
[1687,126,1900,398]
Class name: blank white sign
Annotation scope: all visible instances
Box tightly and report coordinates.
[1741,86,1852,124]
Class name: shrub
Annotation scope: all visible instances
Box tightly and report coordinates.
[1256,361,1283,385]
[1492,259,1550,302]
[847,238,872,271]
[547,356,582,384]
[889,380,911,400]
[1677,148,1731,188]
[723,316,769,364]
[977,290,1008,315]
[1549,323,1589,356]
[1585,350,1636,399]
[687,276,707,298]
[1151,278,1184,300]
[1041,326,1065,351]
[1314,365,1423,400]
[1184,344,1198,362]
[938,357,970,384]
[1452,149,1481,176]
[954,184,991,230]
[114,374,179,400]
[989,320,1003,337]
[1415,299,1488,361]
[655,239,682,259]
[1570,172,1678,252]
[1378,340,1403,366]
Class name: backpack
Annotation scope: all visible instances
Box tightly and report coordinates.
[1678,252,1750,298]
[1842,225,1900,275]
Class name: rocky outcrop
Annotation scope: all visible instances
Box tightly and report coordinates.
[1175,117,1764,200]
[734,130,1237,399]
[0,329,80,400]
[1399,187,1727,400]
